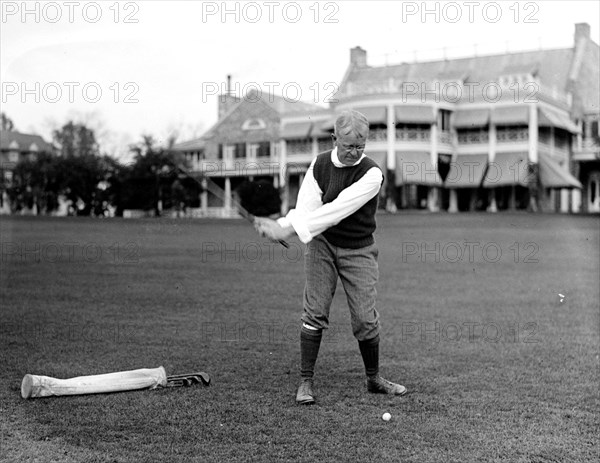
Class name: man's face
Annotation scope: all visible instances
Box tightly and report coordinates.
[332,129,368,166]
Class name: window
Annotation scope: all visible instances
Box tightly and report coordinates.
[242,118,266,130]
[218,144,223,159]
[247,144,258,160]
[223,145,235,161]
[257,141,270,158]
[287,139,311,155]
[235,143,246,159]
[439,110,451,131]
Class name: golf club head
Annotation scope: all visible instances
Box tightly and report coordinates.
[166,371,211,387]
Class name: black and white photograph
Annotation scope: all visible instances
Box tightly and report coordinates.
[1,1,599,461]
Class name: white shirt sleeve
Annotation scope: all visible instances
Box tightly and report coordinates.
[277,157,383,244]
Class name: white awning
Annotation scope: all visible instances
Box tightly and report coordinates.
[538,107,580,133]
[395,106,436,124]
[539,152,582,188]
[320,118,336,131]
[482,152,530,187]
[310,122,331,139]
[445,154,488,188]
[453,109,490,128]
[490,106,529,125]
[355,107,387,125]
[395,152,442,186]
[281,121,311,139]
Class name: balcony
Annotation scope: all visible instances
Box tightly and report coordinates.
[438,131,452,145]
[317,138,332,153]
[581,138,600,151]
[367,128,388,142]
[573,138,600,161]
[194,159,282,177]
[457,131,489,144]
[286,140,312,156]
[496,128,528,143]
[395,128,430,143]
[538,141,569,160]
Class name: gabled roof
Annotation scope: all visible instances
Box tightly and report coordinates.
[171,138,206,152]
[0,130,54,152]
[195,90,324,143]
[337,48,574,98]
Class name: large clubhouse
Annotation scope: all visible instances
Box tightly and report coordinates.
[172,23,599,216]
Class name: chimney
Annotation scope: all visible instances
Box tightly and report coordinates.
[218,74,240,120]
[350,46,367,67]
[575,23,590,43]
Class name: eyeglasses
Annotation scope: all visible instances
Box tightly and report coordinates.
[340,144,365,154]
[332,135,366,153]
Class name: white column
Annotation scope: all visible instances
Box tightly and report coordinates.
[279,140,288,214]
[528,104,539,212]
[560,189,569,213]
[428,122,439,212]
[571,188,581,213]
[489,123,496,163]
[200,178,208,214]
[430,122,438,165]
[224,177,231,212]
[528,104,538,163]
[387,104,396,171]
[448,190,458,213]
[487,122,497,212]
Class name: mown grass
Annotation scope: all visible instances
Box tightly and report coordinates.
[1,213,598,462]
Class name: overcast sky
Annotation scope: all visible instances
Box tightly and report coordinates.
[1,0,599,161]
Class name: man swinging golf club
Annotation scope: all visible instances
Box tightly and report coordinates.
[255,109,407,405]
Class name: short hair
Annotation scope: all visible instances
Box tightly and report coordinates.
[334,110,369,138]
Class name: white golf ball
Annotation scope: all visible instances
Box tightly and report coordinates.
[382,412,391,421]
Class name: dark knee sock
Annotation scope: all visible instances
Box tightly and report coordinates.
[358,334,380,378]
[300,325,322,379]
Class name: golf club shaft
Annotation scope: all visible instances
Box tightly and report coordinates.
[177,166,289,248]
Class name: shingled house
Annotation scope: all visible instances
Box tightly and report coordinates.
[173,23,599,215]
[171,88,325,216]
[0,130,55,214]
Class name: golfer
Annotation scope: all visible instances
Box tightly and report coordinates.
[255,110,406,405]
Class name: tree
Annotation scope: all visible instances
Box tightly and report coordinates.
[7,120,123,215]
[8,151,68,213]
[1,112,15,131]
[52,121,99,157]
[55,155,107,215]
[120,135,188,215]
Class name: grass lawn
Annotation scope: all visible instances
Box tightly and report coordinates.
[1,213,598,462]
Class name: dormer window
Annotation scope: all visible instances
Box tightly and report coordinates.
[242,118,266,130]
[499,73,536,88]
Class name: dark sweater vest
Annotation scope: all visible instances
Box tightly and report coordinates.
[313,151,383,249]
